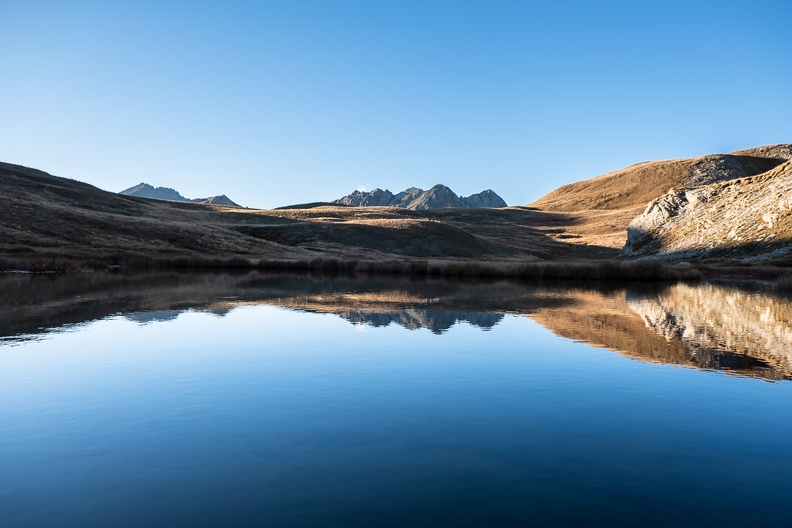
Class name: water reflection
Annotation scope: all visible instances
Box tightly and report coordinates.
[628,284,792,378]
[2,272,791,380]
[340,310,503,334]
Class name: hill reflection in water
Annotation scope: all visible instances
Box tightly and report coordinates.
[1,271,790,380]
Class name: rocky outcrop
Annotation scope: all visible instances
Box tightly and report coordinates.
[121,182,240,207]
[334,184,507,210]
[730,144,792,160]
[623,160,792,259]
[193,195,238,206]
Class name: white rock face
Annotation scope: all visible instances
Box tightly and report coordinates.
[334,185,507,210]
[622,160,792,259]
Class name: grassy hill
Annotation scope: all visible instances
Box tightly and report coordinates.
[528,145,791,253]
[0,161,619,273]
[2,144,791,275]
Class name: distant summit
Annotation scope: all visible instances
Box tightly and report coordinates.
[334,184,507,210]
[120,183,240,207]
[120,183,188,201]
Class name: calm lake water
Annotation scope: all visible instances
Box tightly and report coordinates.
[1,272,791,527]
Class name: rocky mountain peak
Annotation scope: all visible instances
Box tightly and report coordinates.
[121,183,188,201]
[333,185,506,210]
[120,183,240,207]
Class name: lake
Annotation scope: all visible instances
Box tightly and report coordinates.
[1,272,791,527]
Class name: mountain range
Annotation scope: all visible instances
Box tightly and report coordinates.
[120,182,240,207]
[2,142,792,270]
[333,185,507,210]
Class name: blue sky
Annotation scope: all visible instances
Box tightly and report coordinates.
[2,1,790,208]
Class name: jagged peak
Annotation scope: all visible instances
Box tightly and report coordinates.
[333,185,506,210]
[120,183,239,207]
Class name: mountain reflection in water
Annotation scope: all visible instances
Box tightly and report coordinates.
[339,310,503,334]
[1,271,791,380]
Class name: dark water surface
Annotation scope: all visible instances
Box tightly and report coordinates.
[1,272,791,527]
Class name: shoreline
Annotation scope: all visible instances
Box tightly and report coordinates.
[3,252,791,285]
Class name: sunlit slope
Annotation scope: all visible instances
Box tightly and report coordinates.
[528,144,792,252]
[624,160,792,258]
[531,151,786,212]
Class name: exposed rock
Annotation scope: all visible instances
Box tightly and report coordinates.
[120,183,188,201]
[688,154,774,187]
[120,182,240,207]
[192,195,239,206]
[623,160,792,259]
[334,184,506,210]
[461,189,507,208]
[730,144,792,161]
[335,188,397,207]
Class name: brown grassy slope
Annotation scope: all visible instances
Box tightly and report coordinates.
[0,161,617,266]
[0,162,307,259]
[528,146,791,250]
[531,154,783,212]
[251,205,619,259]
[5,144,788,268]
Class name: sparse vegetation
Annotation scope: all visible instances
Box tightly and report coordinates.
[778,271,792,290]
[0,252,704,282]
[2,145,792,281]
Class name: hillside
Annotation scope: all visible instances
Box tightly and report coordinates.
[334,184,507,210]
[0,162,296,261]
[531,151,785,212]
[624,160,792,259]
[529,144,792,255]
[0,161,616,270]
[4,143,792,270]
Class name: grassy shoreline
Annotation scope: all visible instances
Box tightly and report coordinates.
[4,252,792,289]
[0,252,736,281]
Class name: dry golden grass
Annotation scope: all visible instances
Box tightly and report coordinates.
[530,154,781,212]
[2,146,790,277]
[528,149,789,256]
[0,161,625,271]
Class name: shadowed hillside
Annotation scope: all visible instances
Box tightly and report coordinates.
[3,143,792,271]
[0,161,616,270]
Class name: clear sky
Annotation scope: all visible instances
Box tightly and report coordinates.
[2,0,790,208]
